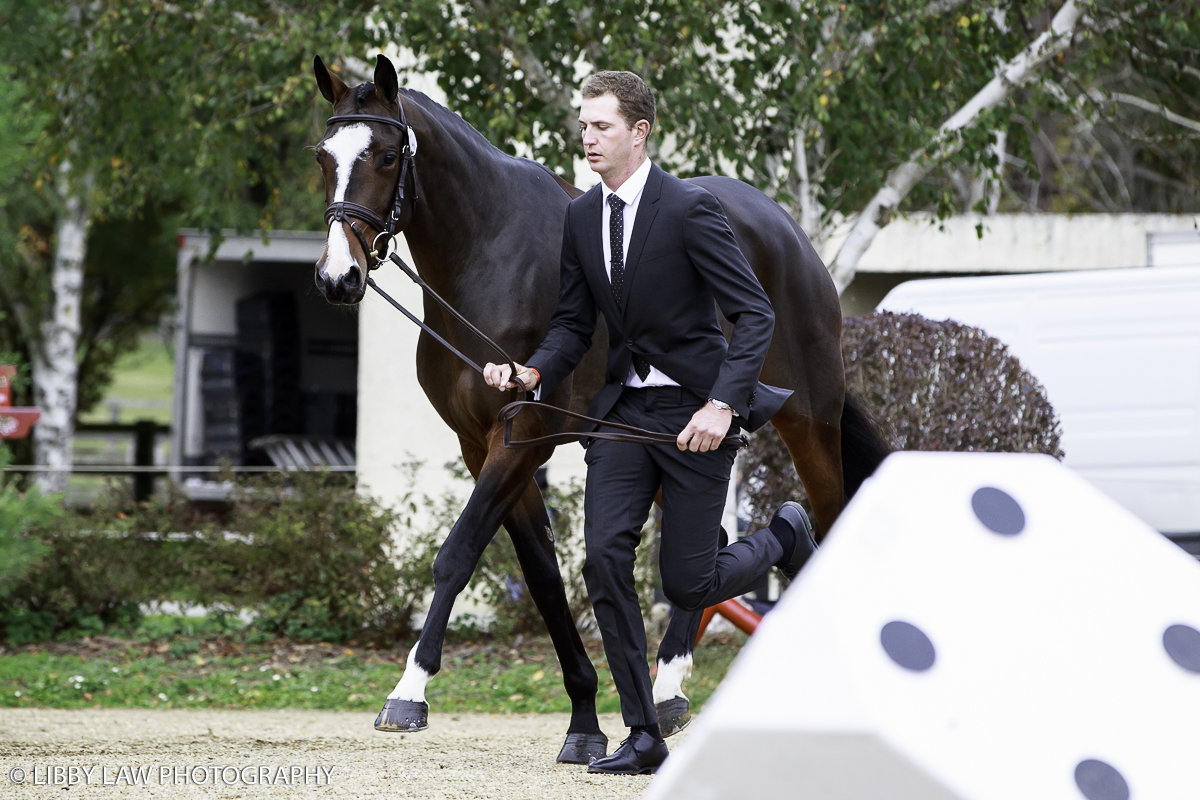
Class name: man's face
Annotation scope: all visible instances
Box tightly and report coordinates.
[579,93,645,180]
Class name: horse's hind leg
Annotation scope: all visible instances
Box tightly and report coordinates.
[377,438,535,733]
[771,406,845,542]
[502,480,606,763]
[651,520,736,736]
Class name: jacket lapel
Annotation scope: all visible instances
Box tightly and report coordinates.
[584,184,622,323]
[618,164,662,314]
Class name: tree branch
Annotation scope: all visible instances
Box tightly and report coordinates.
[1092,90,1200,134]
[828,0,1084,294]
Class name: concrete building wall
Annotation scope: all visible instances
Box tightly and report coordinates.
[838,213,1200,315]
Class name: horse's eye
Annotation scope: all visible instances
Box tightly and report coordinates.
[382,151,398,167]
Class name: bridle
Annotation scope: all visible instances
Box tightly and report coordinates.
[318,105,746,453]
[322,109,418,266]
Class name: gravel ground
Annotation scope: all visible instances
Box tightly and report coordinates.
[0,709,689,799]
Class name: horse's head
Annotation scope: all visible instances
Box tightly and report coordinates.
[313,54,415,305]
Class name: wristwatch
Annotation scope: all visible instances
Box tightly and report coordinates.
[708,398,738,416]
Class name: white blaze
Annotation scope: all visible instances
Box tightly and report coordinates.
[388,647,432,703]
[652,654,693,704]
[320,123,373,281]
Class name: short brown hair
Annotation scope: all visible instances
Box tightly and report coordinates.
[582,71,656,133]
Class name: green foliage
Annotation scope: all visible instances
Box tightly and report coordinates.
[224,472,434,645]
[377,1,1200,223]
[0,0,371,427]
[743,312,1063,531]
[0,444,59,602]
[0,471,438,647]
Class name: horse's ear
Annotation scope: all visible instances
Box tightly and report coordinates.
[374,53,399,106]
[313,55,349,106]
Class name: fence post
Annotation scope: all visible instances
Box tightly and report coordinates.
[134,419,156,502]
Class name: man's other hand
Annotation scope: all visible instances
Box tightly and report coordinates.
[483,362,538,392]
[677,401,733,452]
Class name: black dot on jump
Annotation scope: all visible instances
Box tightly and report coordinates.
[1074,759,1129,800]
[880,621,936,672]
[971,487,1025,535]
[1163,624,1200,674]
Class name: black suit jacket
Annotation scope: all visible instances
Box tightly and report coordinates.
[526,164,791,432]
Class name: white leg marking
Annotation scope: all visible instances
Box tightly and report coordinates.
[388,647,432,703]
[319,124,372,281]
[652,654,693,704]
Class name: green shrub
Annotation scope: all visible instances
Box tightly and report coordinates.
[0,444,59,601]
[212,471,435,645]
[743,311,1064,531]
[1,468,441,647]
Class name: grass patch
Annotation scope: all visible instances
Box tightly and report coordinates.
[0,629,748,715]
[78,334,173,426]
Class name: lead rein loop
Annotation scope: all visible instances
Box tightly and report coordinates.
[363,257,746,451]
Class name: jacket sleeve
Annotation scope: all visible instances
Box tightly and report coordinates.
[525,204,599,397]
[682,191,776,420]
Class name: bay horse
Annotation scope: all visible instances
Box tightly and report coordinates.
[311,54,888,762]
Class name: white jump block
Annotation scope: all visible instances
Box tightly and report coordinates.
[646,452,1200,800]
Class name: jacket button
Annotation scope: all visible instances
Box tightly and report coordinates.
[626,338,634,346]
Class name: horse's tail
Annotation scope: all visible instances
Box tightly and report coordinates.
[841,391,892,501]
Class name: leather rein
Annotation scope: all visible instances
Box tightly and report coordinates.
[322,110,746,452]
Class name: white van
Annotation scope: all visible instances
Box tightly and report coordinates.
[877,265,1200,541]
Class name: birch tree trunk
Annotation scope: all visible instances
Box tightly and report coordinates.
[32,169,91,493]
[827,0,1083,294]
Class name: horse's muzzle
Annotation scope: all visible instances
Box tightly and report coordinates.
[315,264,366,305]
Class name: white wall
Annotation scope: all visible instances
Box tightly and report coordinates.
[839,213,1200,274]
[355,236,589,513]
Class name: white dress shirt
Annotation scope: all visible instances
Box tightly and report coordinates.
[601,159,680,389]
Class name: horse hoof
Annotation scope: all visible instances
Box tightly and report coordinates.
[374,698,429,732]
[556,732,609,764]
[656,697,691,737]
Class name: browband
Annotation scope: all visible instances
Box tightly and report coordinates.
[327,114,407,131]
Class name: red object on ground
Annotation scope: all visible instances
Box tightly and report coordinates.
[693,598,763,646]
[0,365,40,439]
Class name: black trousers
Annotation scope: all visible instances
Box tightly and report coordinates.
[582,386,783,728]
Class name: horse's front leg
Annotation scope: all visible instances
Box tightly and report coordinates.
[373,436,535,733]
[501,473,606,763]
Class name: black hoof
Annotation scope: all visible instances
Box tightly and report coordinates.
[656,697,692,737]
[557,732,609,764]
[374,698,429,732]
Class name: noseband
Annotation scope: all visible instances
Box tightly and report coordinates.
[322,109,419,264]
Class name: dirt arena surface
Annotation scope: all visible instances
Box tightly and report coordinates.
[0,709,688,798]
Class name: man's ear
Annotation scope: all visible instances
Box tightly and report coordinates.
[634,119,652,147]
[314,55,350,106]
[373,53,399,107]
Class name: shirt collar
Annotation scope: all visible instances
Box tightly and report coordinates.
[602,158,653,206]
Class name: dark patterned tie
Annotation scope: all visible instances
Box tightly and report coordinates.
[608,193,651,381]
[608,193,626,303]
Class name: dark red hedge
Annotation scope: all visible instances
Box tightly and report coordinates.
[742,311,1064,532]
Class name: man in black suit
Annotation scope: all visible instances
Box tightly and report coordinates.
[484,71,815,774]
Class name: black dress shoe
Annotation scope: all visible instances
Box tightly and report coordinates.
[586,730,669,775]
[772,501,817,580]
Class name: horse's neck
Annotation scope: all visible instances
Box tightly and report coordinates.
[400,96,510,302]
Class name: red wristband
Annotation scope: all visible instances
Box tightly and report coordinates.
[527,367,541,388]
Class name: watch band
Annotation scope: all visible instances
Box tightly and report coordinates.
[708,398,738,416]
